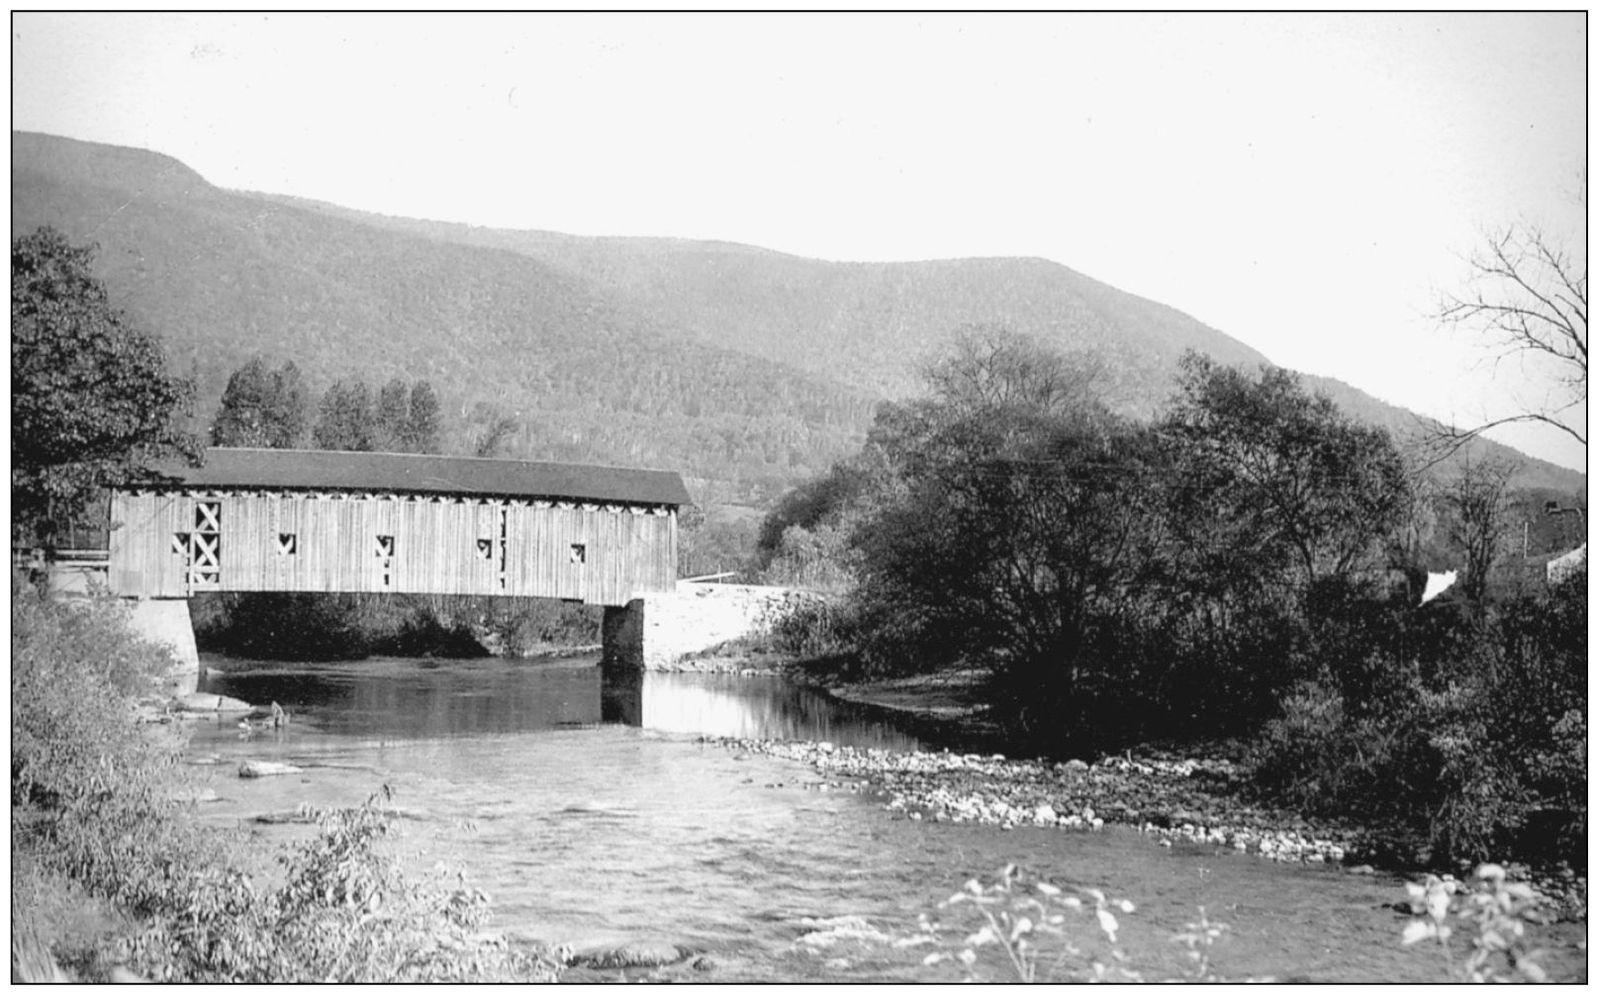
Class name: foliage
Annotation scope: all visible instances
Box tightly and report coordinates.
[211,358,308,448]
[403,380,442,453]
[375,377,410,450]
[11,226,201,529]
[1160,352,1412,587]
[12,580,559,983]
[11,577,181,807]
[1438,458,1516,615]
[1401,864,1553,983]
[1248,568,1586,869]
[843,329,1170,748]
[916,865,1143,983]
[312,379,375,451]
[294,371,445,454]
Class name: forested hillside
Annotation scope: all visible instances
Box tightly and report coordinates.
[11,132,875,500]
[254,191,1584,491]
[12,131,1584,497]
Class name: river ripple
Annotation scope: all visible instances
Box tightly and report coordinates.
[184,656,1582,983]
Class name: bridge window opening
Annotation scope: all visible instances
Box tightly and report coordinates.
[477,538,493,560]
[498,507,508,590]
[187,501,222,588]
[277,533,297,556]
[375,535,395,587]
[172,533,189,555]
[570,543,586,565]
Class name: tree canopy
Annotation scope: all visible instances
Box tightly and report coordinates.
[211,358,307,448]
[12,226,199,530]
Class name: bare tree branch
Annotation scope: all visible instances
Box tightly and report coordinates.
[1435,215,1587,459]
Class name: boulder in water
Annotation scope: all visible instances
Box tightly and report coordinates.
[570,942,685,969]
[238,759,304,778]
[174,692,252,714]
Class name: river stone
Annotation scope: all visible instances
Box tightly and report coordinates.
[238,759,304,778]
[571,942,684,969]
[174,692,253,713]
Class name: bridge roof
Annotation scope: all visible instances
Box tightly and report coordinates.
[151,448,692,506]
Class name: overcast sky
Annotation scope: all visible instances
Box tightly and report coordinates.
[12,12,1588,470]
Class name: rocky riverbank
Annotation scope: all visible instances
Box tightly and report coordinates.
[706,736,1587,923]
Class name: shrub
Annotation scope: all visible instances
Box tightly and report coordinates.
[11,577,181,807]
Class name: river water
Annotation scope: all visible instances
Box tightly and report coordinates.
[185,655,1582,983]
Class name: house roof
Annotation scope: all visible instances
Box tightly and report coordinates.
[146,448,692,507]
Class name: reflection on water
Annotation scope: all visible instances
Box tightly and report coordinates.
[199,655,921,752]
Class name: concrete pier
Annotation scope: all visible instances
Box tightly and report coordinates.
[601,582,823,671]
[123,599,201,696]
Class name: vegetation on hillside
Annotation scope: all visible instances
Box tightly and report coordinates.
[758,329,1586,872]
[14,130,1579,506]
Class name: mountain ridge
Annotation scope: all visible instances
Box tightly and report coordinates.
[11,130,1584,496]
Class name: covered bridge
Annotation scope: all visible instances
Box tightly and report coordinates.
[108,448,689,606]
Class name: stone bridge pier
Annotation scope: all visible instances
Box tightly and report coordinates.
[601,581,821,672]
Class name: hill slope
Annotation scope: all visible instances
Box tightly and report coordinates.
[251,191,1584,492]
[12,131,1584,496]
[12,132,876,495]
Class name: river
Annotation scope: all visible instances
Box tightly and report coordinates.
[185,654,1582,983]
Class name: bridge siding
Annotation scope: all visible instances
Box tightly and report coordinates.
[108,491,676,605]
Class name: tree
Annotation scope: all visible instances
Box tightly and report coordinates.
[312,380,375,451]
[12,226,200,530]
[847,329,1159,742]
[403,380,442,453]
[1440,458,1517,615]
[464,402,520,458]
[212,358,308,449]
[374,377,410,451]
[1161,352,1412,588]
[1434,213,1587,455]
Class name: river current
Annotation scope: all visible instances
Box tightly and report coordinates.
[185,655,1581,983]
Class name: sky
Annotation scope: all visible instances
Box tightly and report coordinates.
[11,12,1588,471]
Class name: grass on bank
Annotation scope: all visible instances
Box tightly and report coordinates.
[10,576,560,983]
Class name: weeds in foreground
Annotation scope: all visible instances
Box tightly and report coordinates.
[918,863,1567,983]
[913,864,1144,983]
[1401,863,1553,983]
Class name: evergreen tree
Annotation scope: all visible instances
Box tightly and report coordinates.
[312,380,375,451]
[211,358,271,447]
[403,380,442,453]
[213,358,308,449]
[375,377,409,451]
[267,361,308,448]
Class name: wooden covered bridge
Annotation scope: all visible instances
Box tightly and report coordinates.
[93,447,692,679]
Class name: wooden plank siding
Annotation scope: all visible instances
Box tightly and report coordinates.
[107,490,678,605]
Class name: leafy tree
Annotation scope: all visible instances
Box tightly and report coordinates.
[1160,352,1411,588]
[11,227,200,531]
[403,380,442,454]
[847,329,1160,742]
[312,380,375,451]
[211,358,308,448]
[375,377,410,451]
